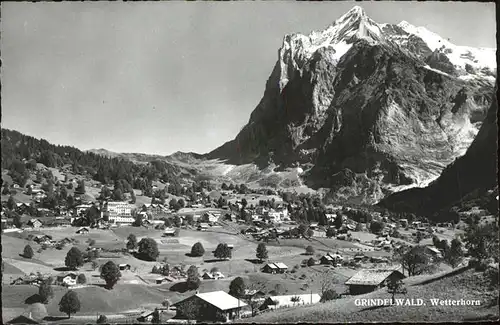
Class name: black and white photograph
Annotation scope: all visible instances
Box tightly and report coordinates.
[1,0,498,323]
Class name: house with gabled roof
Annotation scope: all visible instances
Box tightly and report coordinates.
[320,253,343,265]
[172,290,247,322]
[27,219,43,229]
[262,262,288,274]
[345,269,405,295]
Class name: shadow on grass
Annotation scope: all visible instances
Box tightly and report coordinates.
[25,294,42,304]
[53,267,75,272]
[245,259,264,265]
[44,316,69,321]
[169,282,189,293]
[132,252,156,262]
[203,259,226,263]
[185,253,203,258]
[360,305,389,312]
[18,254,28,259]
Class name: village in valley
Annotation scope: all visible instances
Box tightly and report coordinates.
[2,156,498,324]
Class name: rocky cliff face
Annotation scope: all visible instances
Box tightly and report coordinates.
[207,6,496,203]
[378,87,498,214]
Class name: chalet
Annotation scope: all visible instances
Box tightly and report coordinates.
[27,219,43,229]
[198,223,210,231]
[57,273,77,286]
[424,246,443,260]
[260,293,321,310]
[243,289,266,301]
[309,222,319,230]
[137,310,155,322]
[202,271,225,280]
[170,266,185,277]
[119,264,131,271]
[173,290,247,322]
[75,204,92,215]
[202,212,219,223]
[33,235,53,244]
[163,228,177,237]
[262,262,287,274]
[345,269,405,295]
[262,263,278,274]
[320,253,343,265]
[400,219,408,227]
[76,227,89,234]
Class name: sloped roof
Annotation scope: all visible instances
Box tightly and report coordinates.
[274,262,288,269]
[345,269,404,286]
[7,315,39,324]
[264,263,278,269]
[183,291,247,311]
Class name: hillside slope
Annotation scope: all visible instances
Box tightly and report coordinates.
[246,268,499,323]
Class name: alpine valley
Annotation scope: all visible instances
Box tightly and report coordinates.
[3,6,498,210]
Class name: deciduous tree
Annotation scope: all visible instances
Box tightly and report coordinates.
[190,242,205,257]
[23,245,34,259]
[229,276,246,298]
[65,247,84,270]
[59,290,81,319]
[100,261,121,289]
[186,265,200,290]
[214,243,232,260]
[256,243,268,262]
[138,238,159,261]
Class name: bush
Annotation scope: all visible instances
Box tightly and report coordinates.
[96,315,108,324]
[320,289,339,302]
[307,257,316,267]
[77,274,86,284]
[305,246,315,255]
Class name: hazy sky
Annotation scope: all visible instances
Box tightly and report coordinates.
[1,1,496,155]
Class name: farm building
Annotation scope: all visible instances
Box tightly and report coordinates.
[76,227,89,234]
[137,310,155,322]
[243,289,266,300]
[57,273,77,286]
[262,262,288,274]
[259,293,321,310]
[198,223,210,231]
[424,246,443,259]
[320,253,343,265]
[345,269,405,295]
[173,291,247,322]
[202,271,225,280]
[119,264,131,271]
[27,219,43,228]
[163,228,177,237]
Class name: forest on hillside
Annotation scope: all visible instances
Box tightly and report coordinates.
[1,128,185,194]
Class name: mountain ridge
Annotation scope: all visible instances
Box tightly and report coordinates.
[206,6,496,203]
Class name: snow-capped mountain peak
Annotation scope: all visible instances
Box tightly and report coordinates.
[277,7,496,92]
[278,6,385,91]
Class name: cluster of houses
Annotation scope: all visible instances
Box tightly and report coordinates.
[10,271,83,287]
